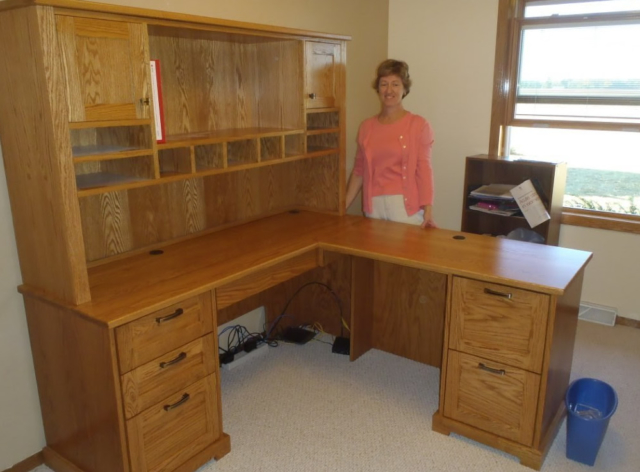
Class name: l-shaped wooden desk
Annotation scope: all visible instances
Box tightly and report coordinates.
[21,211,592,472]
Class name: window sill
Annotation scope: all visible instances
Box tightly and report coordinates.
[562,209,640,235]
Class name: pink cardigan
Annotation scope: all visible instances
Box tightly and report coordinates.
[353,112,434,215]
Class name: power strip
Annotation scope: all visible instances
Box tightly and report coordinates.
[222,342,268,371]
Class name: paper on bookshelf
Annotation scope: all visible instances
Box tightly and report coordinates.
[509,179,550,228]
[468,204,519,217]
[469,183,516,200]
[150,59,165,143]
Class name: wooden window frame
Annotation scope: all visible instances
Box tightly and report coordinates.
[489,0,640,235]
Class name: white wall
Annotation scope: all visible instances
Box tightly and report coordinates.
[0,0,389,468]
[389,0,640,321]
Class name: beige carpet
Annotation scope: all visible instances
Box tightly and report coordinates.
[31,320,639,472]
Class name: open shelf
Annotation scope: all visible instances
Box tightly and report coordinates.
[461,155,566,245]
[70,125,152,161]
[307,110,339,131]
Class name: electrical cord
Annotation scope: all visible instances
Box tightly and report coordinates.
[266,281,347,341]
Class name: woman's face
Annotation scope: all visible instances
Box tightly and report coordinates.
[378,74,405,107]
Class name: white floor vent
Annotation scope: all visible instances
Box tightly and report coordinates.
[579,302,617,326]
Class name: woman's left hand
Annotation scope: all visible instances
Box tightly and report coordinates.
[421,206,437,228]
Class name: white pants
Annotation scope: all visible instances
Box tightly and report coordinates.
[366,195,423,226]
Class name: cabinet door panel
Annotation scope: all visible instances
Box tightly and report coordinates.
[450,277,549,372]
[56,16,149,122]
[444,351,540,446]
[305,41,339,109]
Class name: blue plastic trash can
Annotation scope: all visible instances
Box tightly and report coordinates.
[565,378,618,466]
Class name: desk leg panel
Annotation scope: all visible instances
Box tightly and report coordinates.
[371,262,446,367]
[351,257,374,361]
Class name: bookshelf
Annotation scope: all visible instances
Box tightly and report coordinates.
[461,155,567,245]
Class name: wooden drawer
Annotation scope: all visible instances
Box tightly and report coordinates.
[127,375,221,472]
[121,335,217,419]
[116,293,214,373]
[449,277,549,372]
[443,350,540,446]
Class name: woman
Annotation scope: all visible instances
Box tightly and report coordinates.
[345,59,436,228]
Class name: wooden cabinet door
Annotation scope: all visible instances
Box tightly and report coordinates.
[56,16,150,122]
[444,351,540,446]
[305,41,340,109]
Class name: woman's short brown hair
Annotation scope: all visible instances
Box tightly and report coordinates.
[373,59,412,97]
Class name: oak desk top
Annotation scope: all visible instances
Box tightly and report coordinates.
[24,211,591,327]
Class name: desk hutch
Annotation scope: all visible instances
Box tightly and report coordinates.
[0,2,591,472]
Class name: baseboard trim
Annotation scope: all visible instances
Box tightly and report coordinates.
[616,316,640,329]
[2,451,44,472]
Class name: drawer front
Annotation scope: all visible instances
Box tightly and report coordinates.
[121,335,216,419]
[449,277,549,372]
[116,293,214,373]
[443,350,540,446]
[127,375,221,472]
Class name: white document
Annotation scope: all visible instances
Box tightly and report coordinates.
[509,179,550,228]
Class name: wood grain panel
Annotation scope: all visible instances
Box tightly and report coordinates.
[126,375,221,472]
[216,251,318,310]
[450,277,549,372]
[255,40,304,130]
[295,155,339,212]
[444,351,540,446]
[121,335,216,419]
[0,6,90,303]
[115,293,213,372]
[24,297,127,472]
[79,190,133,261]
[127,178,206,248]
[372,261,446,367]
[148,29,264,136]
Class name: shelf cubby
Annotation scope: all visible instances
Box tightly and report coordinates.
[195,144,225,172]
[71,125,152,161]
[306,109,339,131]
[227,139,258,167]
[285,134,305,158]
[259,136,282,162]
[75,155,156,191]
[159,147,194,177]
[306,132,339,154]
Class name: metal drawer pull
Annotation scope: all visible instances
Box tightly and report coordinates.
[484,288,512,299]
[155,308,184,324]
[163,393,190,411]
[159,352,187,369]
[478,363,506,376]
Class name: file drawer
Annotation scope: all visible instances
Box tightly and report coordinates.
[443,350,540,446]
[127,375,221,472]
[121,335,216,419]
[116,293,214,373]
[449,277,549,372]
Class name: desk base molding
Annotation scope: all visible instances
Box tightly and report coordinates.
[432,412,547,470]
[41,435,231,472]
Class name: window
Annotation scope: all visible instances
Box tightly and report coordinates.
[490,0,640,232]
